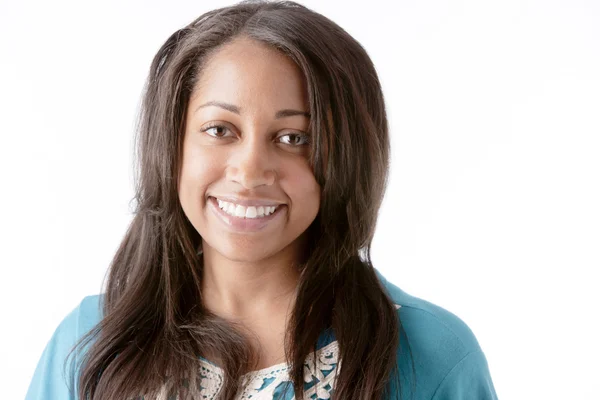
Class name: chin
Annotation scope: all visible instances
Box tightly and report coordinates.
[216,243,278,263]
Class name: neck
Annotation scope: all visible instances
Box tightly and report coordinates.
[200,241,303,321]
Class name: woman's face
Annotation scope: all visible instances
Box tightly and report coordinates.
[179,36,321,263]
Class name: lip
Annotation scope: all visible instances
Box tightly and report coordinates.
[210,195,285,207]
[208,196,286,232]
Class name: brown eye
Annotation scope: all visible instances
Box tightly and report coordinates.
[202,123,233,138]
[278,133,310,146]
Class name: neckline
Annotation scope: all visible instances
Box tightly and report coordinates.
[198,339,339,379]
[197,305,400,380]
[199,355,289,379]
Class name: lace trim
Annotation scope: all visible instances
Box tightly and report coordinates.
[195,340,339,399]
[167,304,401,399]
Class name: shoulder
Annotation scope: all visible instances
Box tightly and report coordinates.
[48,294,104,339]
[375,269,498,400]
[26,294,104,400]
[57,294,104,345]
[376,269,482,355]
[76,294,105,334]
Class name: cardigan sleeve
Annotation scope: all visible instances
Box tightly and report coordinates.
[430,350,498,400]
[25,303,81,400]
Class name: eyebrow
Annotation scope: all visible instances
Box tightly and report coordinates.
[195,101,311,119]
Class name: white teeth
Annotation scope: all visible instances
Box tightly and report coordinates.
[216,198,279,219]
[246,206,257,218]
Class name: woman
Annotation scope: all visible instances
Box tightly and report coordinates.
[26,1,498,399]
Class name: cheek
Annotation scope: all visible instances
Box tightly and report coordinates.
[283,164,321,212]
[179,144,222,204]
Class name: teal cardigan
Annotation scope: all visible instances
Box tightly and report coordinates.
[26,270,498,399]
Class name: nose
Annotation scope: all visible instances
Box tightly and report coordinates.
[228,134,276,189]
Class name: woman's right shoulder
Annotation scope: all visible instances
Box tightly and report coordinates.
[76,294,104,334]
[62,293,105,343]
[25,294,105,400]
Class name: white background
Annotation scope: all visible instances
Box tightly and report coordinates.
[1,0,599,398]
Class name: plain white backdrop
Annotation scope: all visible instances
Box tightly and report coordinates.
[1,0,599,398]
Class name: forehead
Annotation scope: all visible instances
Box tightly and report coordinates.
[190,37,308,110]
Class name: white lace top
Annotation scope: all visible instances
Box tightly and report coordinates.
[190,304,401,400]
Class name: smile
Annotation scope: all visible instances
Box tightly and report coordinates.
[208,197,286,232]
[216,198,280,219]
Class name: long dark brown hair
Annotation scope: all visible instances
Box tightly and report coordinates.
[65,1,414,398]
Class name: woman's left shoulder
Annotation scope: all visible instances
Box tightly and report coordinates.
[375,269,498,400]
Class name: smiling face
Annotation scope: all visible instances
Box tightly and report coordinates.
[179,36,321,264]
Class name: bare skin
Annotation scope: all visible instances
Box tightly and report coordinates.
[178,36,321,370]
